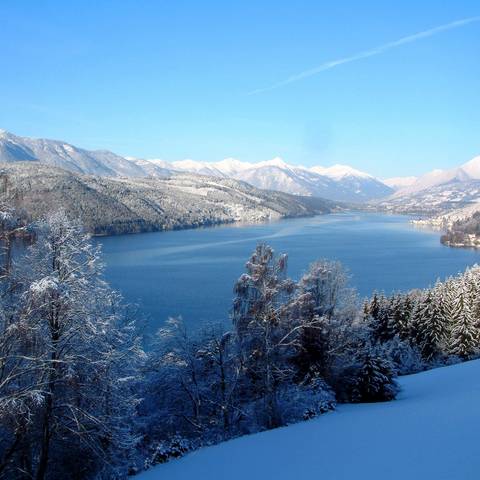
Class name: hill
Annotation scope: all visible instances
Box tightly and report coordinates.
[0,163,336,235]
[375,179,480,215]
[137,359,480,480]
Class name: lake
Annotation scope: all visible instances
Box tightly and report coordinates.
[95,213,480,332]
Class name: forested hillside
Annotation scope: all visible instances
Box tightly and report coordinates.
[440,211,480,248]
[0,163,335,235]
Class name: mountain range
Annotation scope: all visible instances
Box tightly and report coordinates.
[0,130,392,203]
[160,157,393,202]
[2,129,480,210]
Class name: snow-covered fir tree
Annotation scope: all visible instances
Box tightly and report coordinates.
[411,289,447,361]
[448,280,478,359]
[351,348,399,402]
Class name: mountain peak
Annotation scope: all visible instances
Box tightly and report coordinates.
[310,164,372,179]
[0,129,13,139]
[214,158,252,173]
[255,157,290,169]
[460,155,480,179]
[383,176,418,190]
[325,164,373,179]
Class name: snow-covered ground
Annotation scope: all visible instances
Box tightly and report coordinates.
[138,359,480,480]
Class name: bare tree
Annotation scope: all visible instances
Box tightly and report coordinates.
[0,212,144,479]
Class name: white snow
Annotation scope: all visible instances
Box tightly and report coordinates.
[172,159,209,171]
[310,163,373,179]
[144,157,389,201]
[393,155,480,198]
[460,155,480,179]
[383,176,418,189]
[159,157,377,183]
[253,156,291,170]
[213,157,252,174]
[137,359,480,480]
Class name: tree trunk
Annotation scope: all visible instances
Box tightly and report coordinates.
[35,393,52,480]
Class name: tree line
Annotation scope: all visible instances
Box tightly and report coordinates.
[0,209,479,478]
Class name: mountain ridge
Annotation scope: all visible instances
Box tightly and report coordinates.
[0,162,338,235]
[0,130,392,203]
[159,157,392,202]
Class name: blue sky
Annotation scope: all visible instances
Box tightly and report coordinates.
[1,0,479,178]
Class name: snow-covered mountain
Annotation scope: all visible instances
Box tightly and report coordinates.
[375,155,480,214]
[0,129,152,177]
[377,180,480,215]
[165,157,392,203]
[394,156,480,197]
[383,176,417,190]
[0,130,392,202]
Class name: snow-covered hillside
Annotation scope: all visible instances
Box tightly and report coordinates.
[376,180,480,215]
[0,129,152,178]
[376,156,480,215]
[138,359,480,480]
[383,176,417,190]
[394,155,480,197]
[0,162,335,235]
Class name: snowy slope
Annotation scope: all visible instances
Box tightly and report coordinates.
[383,176,417,190]
[310,163,372,179]
[376,180,480,214]
[171,159,227,178]
[0,129,148,177]
[393,156,480,198]
[394,168,470,197]
[137,359,480,480]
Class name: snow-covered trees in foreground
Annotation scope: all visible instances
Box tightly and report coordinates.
[2,211,480,479]
[0,211,144,479]
[143,245,480,473]
[141,246,398,468]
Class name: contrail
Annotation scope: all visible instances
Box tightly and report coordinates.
[247,16,480,95]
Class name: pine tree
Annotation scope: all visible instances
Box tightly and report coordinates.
[369,294,394,342]
[448,280,478,359]
[397,293,415,340]
[413,290,447,361]
[351,349,399,402]
[386,294,405,339]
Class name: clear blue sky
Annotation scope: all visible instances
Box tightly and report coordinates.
[1,0,479,178]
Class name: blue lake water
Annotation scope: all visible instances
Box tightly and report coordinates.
[94,213,480,332]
